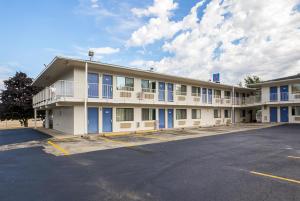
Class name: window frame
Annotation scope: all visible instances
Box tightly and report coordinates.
[176,109,187,120]
[191,86,201,97]
[116,108,134,122]
[176,84,187,96]
[142,108,156,121]
[141,80,156,93]
[292,84,300,94]
[224,109,232,118]
[116,76,134,91]
[292,106,300,116]
[192,109,201,119]
[214,109,221,118]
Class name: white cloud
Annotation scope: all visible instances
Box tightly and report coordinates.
[128,0,300,84]
[90,0,99,8]
[90,47,120,55]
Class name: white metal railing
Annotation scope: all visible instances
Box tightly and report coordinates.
[233,95,261,105]
[269,93,278,102]
[88,83,99,98]
[33,80,77,107]
[102,84,113,99]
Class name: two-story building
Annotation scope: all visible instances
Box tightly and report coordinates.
[249,74,300,124]
[32,56,298,135]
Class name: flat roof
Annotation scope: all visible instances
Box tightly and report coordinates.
[32,56,254,91]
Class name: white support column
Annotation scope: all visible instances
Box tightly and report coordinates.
[45,110,49,129]
[84,62,88,134]
[34,108,37,129]
[232,86,235,124]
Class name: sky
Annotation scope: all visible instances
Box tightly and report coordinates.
[0,0,299,89]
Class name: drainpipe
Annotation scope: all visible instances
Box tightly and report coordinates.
[34,108,37,129]
[232,86,235,124]
[84,62,88,135]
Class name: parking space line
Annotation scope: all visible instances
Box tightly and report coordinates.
[47,140,69,156]
[250,171,300,185]
[288,156,300,159]
[135,134,168,141]
[98,137,134,147]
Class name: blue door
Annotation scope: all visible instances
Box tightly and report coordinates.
[167,109,174,128]
[280,85,289,101]
[102,108,112,132]
[88,73,99,98]
[167,83,174,102]
[88,107,99,134]
[208,89,212,104]
[102,74,113,99]
[202,88,207,103]
[270,87,278,102]
[158,82,165,101]
[270,107,278,122]
[280,107,289,122]
[159,109,165,128]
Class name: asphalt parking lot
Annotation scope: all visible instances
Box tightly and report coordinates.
[0,124,299,201]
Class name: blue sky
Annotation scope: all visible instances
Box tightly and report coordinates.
[0,0,299,87]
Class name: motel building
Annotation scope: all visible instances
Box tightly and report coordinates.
[32,56,300,135]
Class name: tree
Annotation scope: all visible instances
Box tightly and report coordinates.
[0,72,41,127]
[244,75,261,87]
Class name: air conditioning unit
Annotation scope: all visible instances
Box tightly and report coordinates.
[294,94,300,99]
[136,92,144,100]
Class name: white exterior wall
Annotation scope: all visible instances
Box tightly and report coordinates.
[52,107,74,134]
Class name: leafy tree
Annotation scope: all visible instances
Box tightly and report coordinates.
[244,75,261,87]
[0,72,41,127]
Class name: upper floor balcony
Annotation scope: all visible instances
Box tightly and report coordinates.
[33,80,263,108]
[269,92,300,103]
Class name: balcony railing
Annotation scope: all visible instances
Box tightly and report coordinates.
[33,80,78,107]
[102,84,113,99]
[270,93,278,102]
[88,83,99,98]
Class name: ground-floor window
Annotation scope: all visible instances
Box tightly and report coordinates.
[176,109,187,120]
[292,106,300,116]
[116,108,134,121]
[142,108,156,121]
[224,109,231,118]
[192,109,201,119]
[240,110,246,117]
[214,109,221,118]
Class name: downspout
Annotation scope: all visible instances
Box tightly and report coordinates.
[84,62,88,134]
[232,86,235,124]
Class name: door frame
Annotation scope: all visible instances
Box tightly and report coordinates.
[280,106,289,122]
[102,107,113,132]
[88,107,99,134]
[270,107,278,122]
[167,109,174,128]
[159,109,165,128]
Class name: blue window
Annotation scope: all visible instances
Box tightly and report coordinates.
[158,82,165,101]
[280,85,289,101]
[202,88,207,103]
[88,73,99,98]
[208,89,212,104]
[102,74,113,99]
[167,83,174,102]
[270,87,278,102]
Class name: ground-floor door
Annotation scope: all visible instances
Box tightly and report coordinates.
[88,107,99,134]
[159,109,165,128]
[102,108,112,132]
[168,109,174,128]
[280,107,289,122]
[270,107,278,122]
